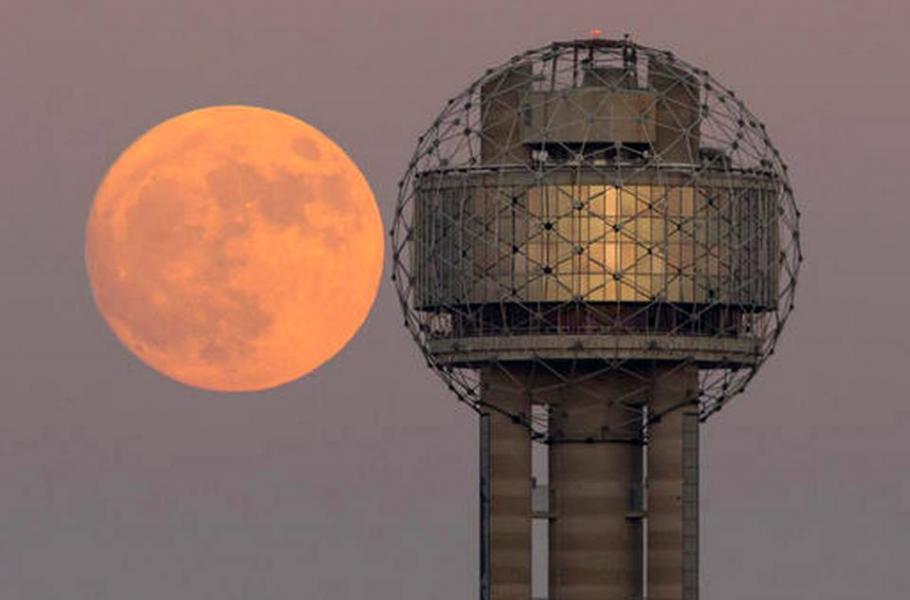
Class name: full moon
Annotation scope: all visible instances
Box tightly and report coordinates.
[85,105,383,391]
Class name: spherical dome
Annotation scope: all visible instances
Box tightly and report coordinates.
[391,38,800,439]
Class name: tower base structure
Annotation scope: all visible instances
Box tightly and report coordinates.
[480,364,699,600]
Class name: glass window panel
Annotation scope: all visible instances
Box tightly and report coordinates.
[556,254,574,275]
[651,185,670,212]
[606,243,619,272]
[586,243,605,268]
[620,244,637,270]
[586,184,606,216]
[490,253,511,276]
[620,281,645,302]
[594,274,610,301]
[636,246,651,271]
[696,220,711,246]
[706,216,719,246]
[634,185,651,210]
[679,219,696,240]
[637,217,653,242]
[585,211,607,243]
[667,219,681,243]
[652,274,666,297]
[678,275,694,302]
[527,186,544,218]
[667,187,682,216]
[555,185,575,215]
[525,278,545,299]
[652,217,665,243]
[525,243,546,266]
[681,187,695,216]
[621,187,639,217]
[604,186,619,217]
[680,245,694,267]
[665,243,680,269]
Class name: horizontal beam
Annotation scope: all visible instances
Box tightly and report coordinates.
[429,334,759,367]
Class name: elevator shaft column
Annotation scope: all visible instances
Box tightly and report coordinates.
[481,368,532,600]
[548,372,644,600]
[647,365,700,600]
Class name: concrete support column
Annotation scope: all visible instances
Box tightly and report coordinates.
[548,376,644,600]
[647,365,700,600]
[482,369,532,600]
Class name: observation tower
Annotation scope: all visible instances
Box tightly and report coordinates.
[391,36,801,600]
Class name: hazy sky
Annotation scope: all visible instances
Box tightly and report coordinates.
[2,1,908,598]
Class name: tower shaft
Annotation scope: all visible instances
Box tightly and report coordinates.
[549,399,643,600]
[484,368,533,600]
[648,369,700,600]
[481,365,699,600]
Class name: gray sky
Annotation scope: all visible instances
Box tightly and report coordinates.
[2,1,908,598]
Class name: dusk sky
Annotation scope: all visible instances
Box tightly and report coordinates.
[2,1,908,598]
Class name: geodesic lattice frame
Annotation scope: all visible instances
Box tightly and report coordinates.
[391,38,801,442]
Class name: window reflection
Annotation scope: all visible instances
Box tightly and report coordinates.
[415,179,778,309]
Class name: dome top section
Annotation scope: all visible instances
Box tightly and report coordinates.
[391,37,801,425]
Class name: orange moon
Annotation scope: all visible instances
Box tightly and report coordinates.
[85,105,383,391]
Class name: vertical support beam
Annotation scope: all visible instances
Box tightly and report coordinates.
[530,406,550,597]
[548,374,645,600]
[480,412,492,600]
[682,411,699,600]
[647,365,700,600]
[482,369,532,600]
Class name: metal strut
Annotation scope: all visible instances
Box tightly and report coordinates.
[479,413,491,600]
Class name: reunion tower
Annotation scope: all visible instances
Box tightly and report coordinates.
[391,36,801,600]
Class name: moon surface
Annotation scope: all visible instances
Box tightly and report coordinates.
[85,106,383,391]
